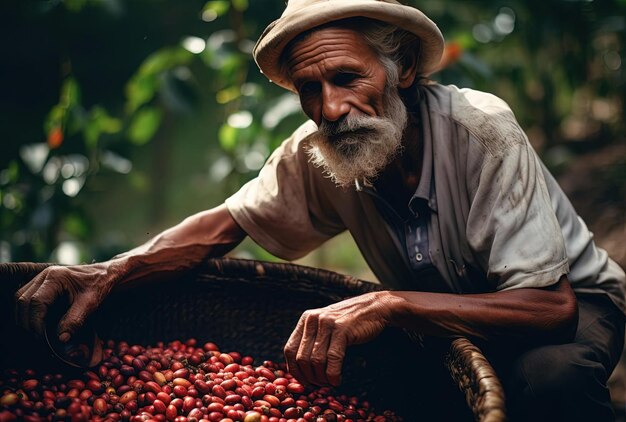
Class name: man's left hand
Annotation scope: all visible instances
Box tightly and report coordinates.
[284,291,401,387]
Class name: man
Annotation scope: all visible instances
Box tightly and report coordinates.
[15,0,625,420]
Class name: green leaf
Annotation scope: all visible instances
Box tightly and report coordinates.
[231,0,248,12]
[128,107,162,145]
[138,47,193,77]
[44,77,83,134]
[216,86,241,104]
[125,47,194,113]
[91,106,122,133]
[454,32,476,50]
[84,105,122,148]
[84,122,100,148]
[202,0,230,16]
[60,77,81,108]
[125,74,158,114]
[45,105,66,133]
[218,123,238,151]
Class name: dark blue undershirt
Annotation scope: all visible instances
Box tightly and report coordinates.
[363,185,445,291]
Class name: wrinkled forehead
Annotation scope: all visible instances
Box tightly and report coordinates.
[284,31,378,78]
[281,17,377,65]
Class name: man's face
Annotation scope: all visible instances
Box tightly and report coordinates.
[285,26,408,188]
[286,26,388,125]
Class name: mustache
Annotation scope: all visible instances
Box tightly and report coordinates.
[317,115,383,138]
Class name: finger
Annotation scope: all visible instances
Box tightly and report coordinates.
[15,269,50,320]
[15,268,46,298]
[28,278,64,336]
[326,331,347,387]
[310,315,333,386]
[296,312,319,386]
[57,292,98,342]
[284,313,307,383]
[15,271,47,332]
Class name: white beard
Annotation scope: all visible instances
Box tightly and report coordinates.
[306,86,408,188]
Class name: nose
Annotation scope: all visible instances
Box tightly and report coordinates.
[321,84,350,122]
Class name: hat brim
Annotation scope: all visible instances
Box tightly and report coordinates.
[253,1,444,92]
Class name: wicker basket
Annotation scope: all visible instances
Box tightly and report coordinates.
[0,258,506,421]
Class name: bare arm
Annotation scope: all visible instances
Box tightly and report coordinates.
[15,204,246,341]
[285,276,578,387]
[111,204,246,283]
[390,276,578,342]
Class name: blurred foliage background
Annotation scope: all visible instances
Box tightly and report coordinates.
[1,0,624,280]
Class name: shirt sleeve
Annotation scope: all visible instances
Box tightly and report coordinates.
[462,94,570,291]
[225,122,346,261]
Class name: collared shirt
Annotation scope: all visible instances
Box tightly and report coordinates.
[225,83,626,313]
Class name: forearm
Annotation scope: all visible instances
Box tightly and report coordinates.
[109,204,246,285]
[16,204,246,338]
[283,276,577,387]
[387,276,578,344]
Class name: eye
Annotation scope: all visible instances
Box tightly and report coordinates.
[298,81,321,96]
[334,72,359,86]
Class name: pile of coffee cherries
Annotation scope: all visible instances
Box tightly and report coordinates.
[0,339,400,422]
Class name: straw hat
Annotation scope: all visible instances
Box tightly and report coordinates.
[253,0,444,92]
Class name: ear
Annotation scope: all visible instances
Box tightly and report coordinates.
[397,52,419,89]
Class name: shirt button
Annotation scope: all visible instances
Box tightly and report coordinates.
[415,252,423,262]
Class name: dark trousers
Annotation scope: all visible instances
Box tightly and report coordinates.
[496,295,624,422]
[496,294,625,422]
[413,294,625,421]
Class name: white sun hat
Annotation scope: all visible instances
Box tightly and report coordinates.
[253,0,445,92]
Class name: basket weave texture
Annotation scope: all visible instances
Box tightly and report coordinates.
[0,258,506,421]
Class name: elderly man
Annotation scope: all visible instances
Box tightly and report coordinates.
[15,0,625,420]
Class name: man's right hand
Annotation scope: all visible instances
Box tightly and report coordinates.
[14,261,121,342]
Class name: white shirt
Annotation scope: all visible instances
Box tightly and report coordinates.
[226,83,626,313]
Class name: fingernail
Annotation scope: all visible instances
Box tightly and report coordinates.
[59,332,71,343]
